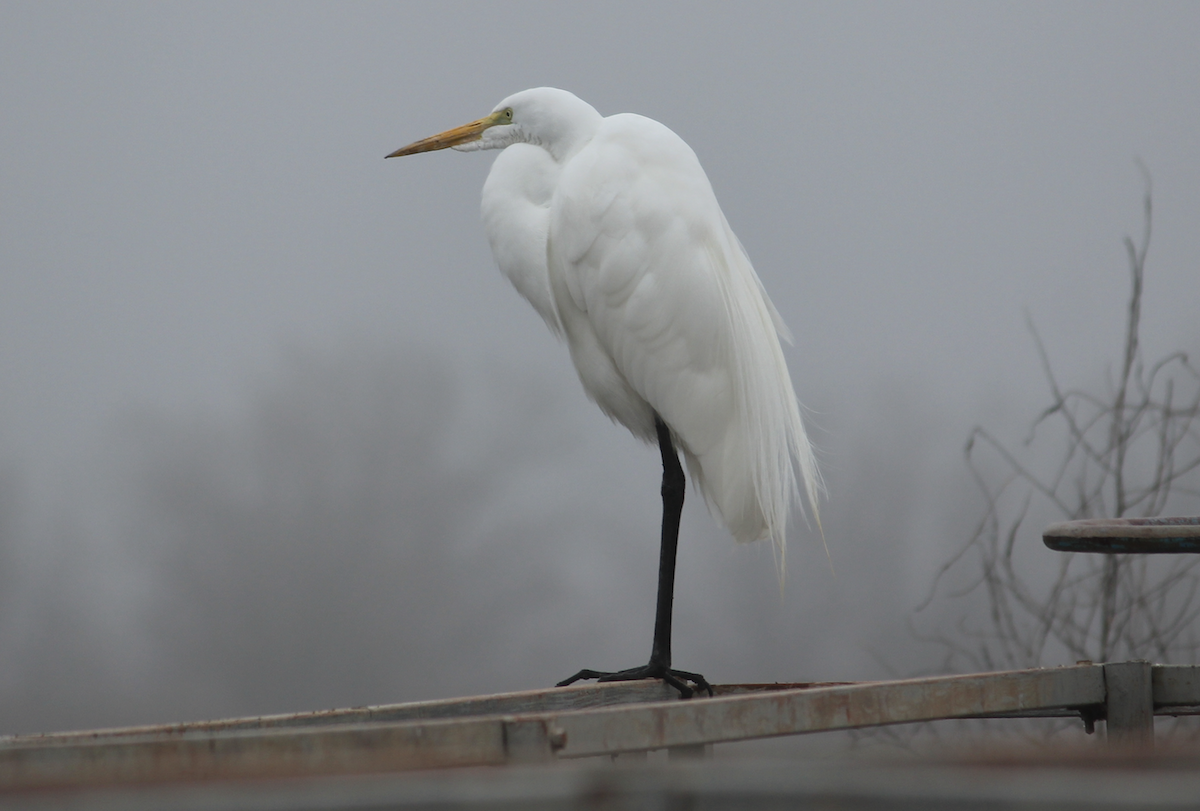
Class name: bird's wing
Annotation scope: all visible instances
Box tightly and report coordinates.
[551,115,733,448]
[549,114,818,548]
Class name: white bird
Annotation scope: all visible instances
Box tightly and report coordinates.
[387,88,820,696]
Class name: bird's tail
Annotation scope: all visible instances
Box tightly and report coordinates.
[690,221,823,574]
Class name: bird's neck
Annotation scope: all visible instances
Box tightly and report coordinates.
[541,110,603,164]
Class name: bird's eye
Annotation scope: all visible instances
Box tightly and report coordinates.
[504,108,513,120]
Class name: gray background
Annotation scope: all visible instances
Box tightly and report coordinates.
[1,2,1197,735]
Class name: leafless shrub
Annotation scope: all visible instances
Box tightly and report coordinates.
[921,181,1200,673]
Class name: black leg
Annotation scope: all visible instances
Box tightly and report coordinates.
[557,414,711,698]
[648,412,685,670]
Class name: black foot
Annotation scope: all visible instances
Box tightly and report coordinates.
[557,664,712,699]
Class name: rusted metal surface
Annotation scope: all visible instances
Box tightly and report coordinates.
[1149,664,1200,719]
[1044,517,1200,554]
[552,665,1106,758]
[711,681,857,695]
[2,680,679,748]
[1153,664,1200,713]
[6,664,1190,790]
[0,715,526,789]
[1105,661,1154,748]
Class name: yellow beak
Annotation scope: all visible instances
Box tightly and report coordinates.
[386,110,506,158]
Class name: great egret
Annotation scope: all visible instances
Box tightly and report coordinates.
[387,88,820,697]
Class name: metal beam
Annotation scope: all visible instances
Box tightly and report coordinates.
[1152,664,1200,715]
[4,680,679,748]
[0,666,1108,789]
[552,665,1105,757]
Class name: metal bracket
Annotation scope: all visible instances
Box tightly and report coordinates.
[1104,661,1154,748]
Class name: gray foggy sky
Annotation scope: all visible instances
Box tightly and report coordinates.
[1,2,1198,734]
[3,2,1197,474]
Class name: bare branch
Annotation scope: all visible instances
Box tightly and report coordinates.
[917,178,1200,677]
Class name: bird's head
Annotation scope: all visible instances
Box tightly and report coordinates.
[386,88,601,162]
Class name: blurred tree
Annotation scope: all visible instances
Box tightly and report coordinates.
[922,182,1200,670]
[0,345,665,734]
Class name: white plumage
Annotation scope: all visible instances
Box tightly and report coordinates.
[387,87,821,692]
[473,88,819,557]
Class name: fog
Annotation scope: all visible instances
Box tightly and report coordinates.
[1,3,1198,735]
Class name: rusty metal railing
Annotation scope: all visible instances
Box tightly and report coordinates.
[2,662,1197,790]
[2,517,1198,791]
[1038,516,1200,746]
